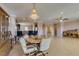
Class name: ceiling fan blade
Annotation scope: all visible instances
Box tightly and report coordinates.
[63,18,69,21]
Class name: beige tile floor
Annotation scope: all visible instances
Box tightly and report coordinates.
[0,40,11,56]
[8,37,79,56]
[8,42,24,56]
[48,37,79,56]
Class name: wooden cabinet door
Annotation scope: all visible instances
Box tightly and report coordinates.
[0,7,11,55]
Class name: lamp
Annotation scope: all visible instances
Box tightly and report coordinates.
[30,3,39,20]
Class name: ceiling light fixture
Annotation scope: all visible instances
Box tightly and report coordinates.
[56,12,64,22]
[30,3,39,20]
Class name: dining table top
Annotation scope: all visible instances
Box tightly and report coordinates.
[26,36,41,44]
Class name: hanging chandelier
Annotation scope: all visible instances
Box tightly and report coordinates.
[30,3,39,20]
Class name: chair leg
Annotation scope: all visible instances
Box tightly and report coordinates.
[43,51,48,54]
[26,53,31,56]
[34,51,48,56]
[25,51,48,56]
[30,51,38,56]
[41,51,45,56]
[29,53,31,56]
[25,53,29,56]
[25,51,37,56]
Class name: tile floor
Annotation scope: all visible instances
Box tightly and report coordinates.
[8,37,79,56]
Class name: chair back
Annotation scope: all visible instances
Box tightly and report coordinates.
[19,37,27,54]
[40,38,51,51]
[23,34,29,40]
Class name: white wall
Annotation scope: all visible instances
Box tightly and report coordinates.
[8,16,17,38]
[38,23,54,37]
[38,24,44,36]
[20,25,26,31]
[19,23,33,31]
[63,20,79,31]
[56,20,79,37]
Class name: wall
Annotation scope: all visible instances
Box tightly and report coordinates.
[56,20,79,37]
[63,20,79,31]
[8,16,17,38]
[20,25,26,31]
[50,24,54,36]
[56,23,61,37]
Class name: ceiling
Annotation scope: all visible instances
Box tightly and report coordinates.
[1,3,79,24]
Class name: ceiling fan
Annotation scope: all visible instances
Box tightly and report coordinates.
[56,16,69,22]
[56,12,69,22]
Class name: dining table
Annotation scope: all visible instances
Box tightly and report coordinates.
[26,36,41,50]
[27,37,41,43]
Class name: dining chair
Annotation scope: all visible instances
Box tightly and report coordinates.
[19,37,37,56]
[23,34,29,41]
[35,37,51,56]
